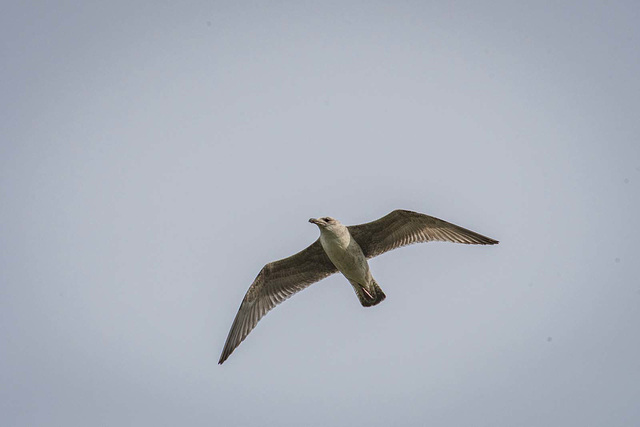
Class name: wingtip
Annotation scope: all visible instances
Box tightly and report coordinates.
[219,349,234,364]
[218,349,230,365]
[478,235,499,245]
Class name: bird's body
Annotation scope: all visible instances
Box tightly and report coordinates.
[315,217,385,306]
[219,210,498,364]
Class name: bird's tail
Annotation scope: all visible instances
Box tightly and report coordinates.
[350,278,386,307]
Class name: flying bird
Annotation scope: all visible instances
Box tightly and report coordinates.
[219,209,498,364]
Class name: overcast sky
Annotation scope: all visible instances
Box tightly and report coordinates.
[2,1,639,426]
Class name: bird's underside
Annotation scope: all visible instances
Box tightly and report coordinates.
[218,209,498,364]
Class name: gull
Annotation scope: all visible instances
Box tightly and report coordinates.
[219,209,498,364]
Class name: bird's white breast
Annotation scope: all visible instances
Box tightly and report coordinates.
[320,228,369,282]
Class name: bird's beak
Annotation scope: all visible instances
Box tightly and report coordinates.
[309,218,323,226]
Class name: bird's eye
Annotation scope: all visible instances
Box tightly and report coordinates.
[322,217,331,222]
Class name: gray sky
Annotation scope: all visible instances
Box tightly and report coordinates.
[2,1,639,426]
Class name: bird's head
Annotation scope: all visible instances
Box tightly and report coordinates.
[309,216,340,231]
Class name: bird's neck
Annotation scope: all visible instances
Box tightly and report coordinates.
[320,226,351,249]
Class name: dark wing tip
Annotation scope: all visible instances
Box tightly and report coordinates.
[218,337,234,365]
[219,346,232,364]
[477,236,499,245]
[461,234,499,245]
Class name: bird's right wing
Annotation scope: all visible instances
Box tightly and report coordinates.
[219,239,337,364]
[348,209,498,259]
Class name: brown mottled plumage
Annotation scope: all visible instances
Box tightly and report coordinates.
[219,210,498,364]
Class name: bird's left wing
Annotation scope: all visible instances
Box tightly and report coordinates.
[348,209,498,259]
[219,240,337,364]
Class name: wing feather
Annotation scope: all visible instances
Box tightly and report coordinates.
[218,240,337,364]
[348,210,498,259]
